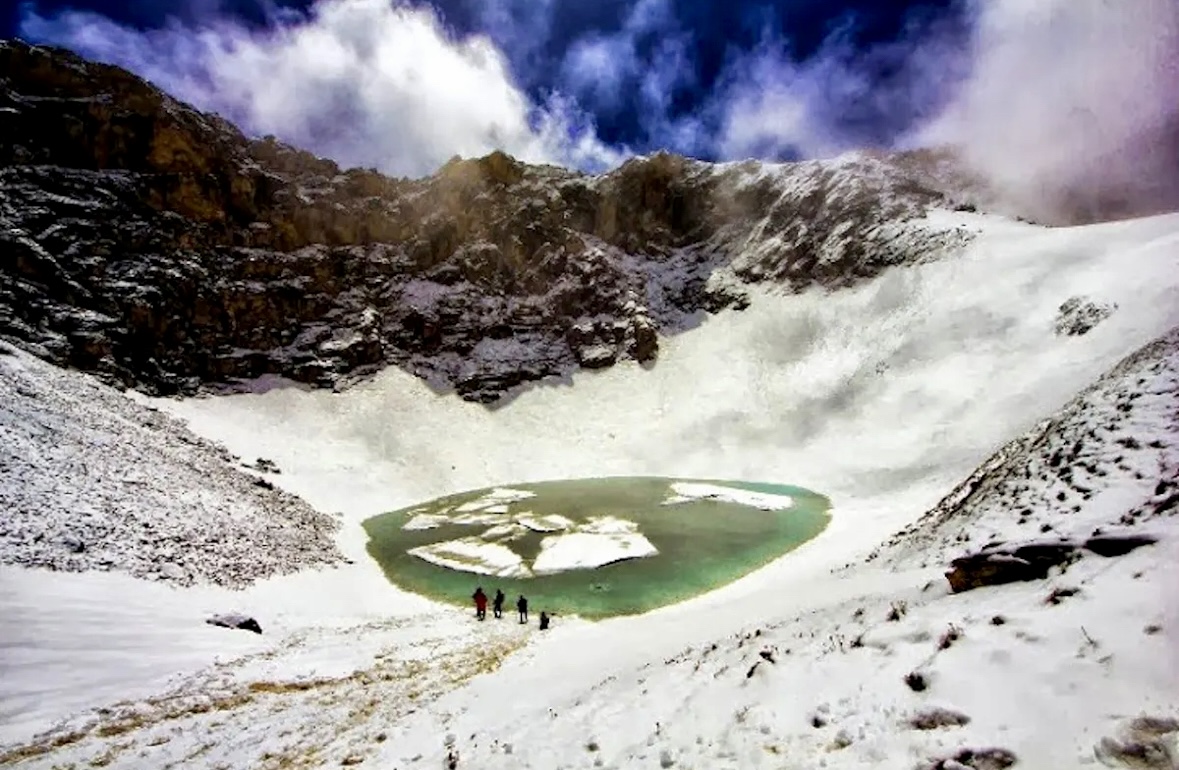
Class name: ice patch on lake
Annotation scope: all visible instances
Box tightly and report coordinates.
[578,515,642,535]
[450,512,509,527]
[532,529,658,575]
[453,488,536,513]
[406,511,657,576]
[407,538,532,579]
[516,513,576,532]
[663,482,794,511]
[402,512,452,531]
[480,523,529,541]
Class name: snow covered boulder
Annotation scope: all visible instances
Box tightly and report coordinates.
[1093,715,1178,770]
[919,747,1018,770]
[1054,295,1116,336]
[206,612,263,634]
[945,539,1077,593]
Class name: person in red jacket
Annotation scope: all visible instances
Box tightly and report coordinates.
[472,587,488,621]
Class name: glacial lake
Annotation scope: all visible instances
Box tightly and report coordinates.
[362,477,830,620]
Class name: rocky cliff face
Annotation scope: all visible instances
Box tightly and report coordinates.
[0,39,974,403]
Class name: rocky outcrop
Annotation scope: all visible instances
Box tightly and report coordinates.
[944,532,1159,593]
[0,39,973,404]
[1054,296,1117,337]
[945,540,1077,592]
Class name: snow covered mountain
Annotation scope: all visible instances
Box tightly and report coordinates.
[1,37,1178,770]
[1,39,974,404]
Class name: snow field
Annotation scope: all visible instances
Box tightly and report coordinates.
[2,210,1178,767]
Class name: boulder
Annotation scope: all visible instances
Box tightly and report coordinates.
[945,539,1077,593]
[1054,296,1116,337]
[206,612,263,634]
[1083,533,1158,557]
[576,344,617,369]
[920,747,1018,770]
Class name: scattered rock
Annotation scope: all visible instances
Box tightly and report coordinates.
[206,612,263,634]
[1083,533,1158,557]
[829,729,853,750]
[1044,586,1080,606]
[920,747,1018,770]
[1054,296,1117,337]
[340,755,364,766]
[904,671,930,692]
[887,601,909,621]
[937,624,964,651]
[0,351,343,587]
[909,707,972,730]
[249,457,282,474]
[1094,715,1179,769]
[990,615,1007,626]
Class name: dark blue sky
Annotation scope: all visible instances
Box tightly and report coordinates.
[6,0,972,174]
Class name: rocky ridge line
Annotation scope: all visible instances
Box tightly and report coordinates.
[1,39,975,404]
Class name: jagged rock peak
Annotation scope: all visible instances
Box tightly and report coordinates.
[0,38,977,404]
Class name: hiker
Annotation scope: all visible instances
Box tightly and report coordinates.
[539,611,550,631]
[473,587,488,621]
[516,594,529,624]
[493,589,505,619]
[445,748,459,769]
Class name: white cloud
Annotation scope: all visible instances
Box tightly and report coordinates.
[705,12,968,163]
[915,0,1179,223]
[19,0,1178,224]
[21,0,623,177]
[560,34,637,114]
[472,0,557,80]
[555,0,697,141]
[709,40,848,161]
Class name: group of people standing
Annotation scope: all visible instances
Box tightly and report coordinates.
[472,587,550,630]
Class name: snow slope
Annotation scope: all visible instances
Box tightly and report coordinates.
[2,210,1179,768]
[0,343,342,586]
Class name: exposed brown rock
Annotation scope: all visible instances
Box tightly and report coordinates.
[945,540,1077,593]
[0,39,971,404]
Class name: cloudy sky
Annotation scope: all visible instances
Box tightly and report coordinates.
[6,0,1178,217]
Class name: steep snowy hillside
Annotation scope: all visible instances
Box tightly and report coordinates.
[0,342,342,586]
[881,326,1179,570]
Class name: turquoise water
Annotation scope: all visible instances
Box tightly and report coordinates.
[362,476,830,620]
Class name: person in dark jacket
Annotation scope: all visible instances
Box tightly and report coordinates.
[473,587,488,621]
[539,611,550,630]
[516,594,528,624]
[492,589,505,619]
